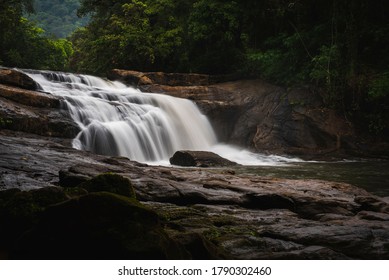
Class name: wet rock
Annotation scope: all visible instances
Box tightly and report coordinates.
[172,232,229,259]
[0,187,69,248]
[0,68,79,138]
[108,69,210,87]
[0,68,39,90]
[241,193,295,211]
[78,173,136,198]
[11,192,188,259]
[0,84,59,108]
[107,69,153,87]
[170,150,238,167]
[1,130,389,259]
[59,169,91,188]
[0,87,78,138]
[355,195,389,213]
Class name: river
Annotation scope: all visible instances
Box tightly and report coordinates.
[234,160,389,197]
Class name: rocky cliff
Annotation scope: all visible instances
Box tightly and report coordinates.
[109,69,388,159]
[1,68,389,260]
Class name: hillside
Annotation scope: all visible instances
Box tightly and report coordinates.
[27,0,89,38]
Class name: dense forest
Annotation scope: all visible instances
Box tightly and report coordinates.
[27,0,89,38]
[0,0,388,139]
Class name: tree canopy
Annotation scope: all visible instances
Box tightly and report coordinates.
[0,0,388,138]
[27,0,89,38]
[0,0,73,70]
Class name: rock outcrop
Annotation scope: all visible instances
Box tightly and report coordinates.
[0,68,39,90]
[0,69,79,138]
[170,150,238,167]
[11,192,188,260]
[109,70,369,158]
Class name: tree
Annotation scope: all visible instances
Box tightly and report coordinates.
[187,0,244,73]
[71,0,185,74]
[0,0,73,70]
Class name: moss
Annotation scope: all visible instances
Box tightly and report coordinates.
[210,215,237,227]
[158,206,204,222]
[11,192,188,259]
[0,187,69,248]
[78,173,136,198]
[0,117,13,128]
[63,186,88,198]
[0,189,21,208]
[203,227,223,240]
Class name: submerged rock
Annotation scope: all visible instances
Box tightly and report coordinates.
[170,150,238,167]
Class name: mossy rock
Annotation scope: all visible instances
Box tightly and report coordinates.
[11,192,189,259]
[78,173,136,198]
[58,169,91,188]
[63,186,88,198]
[172,232,229,259]
[0,187,69,247]
[0,189,21,208]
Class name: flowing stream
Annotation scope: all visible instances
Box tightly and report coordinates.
[23,69,299,166]
[17,69,389,196]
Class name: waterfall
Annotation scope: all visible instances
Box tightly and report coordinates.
[22,69,300,165]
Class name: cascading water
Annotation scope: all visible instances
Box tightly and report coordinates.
[22,69,300,165]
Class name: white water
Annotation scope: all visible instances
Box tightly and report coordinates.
[23,69,300,166]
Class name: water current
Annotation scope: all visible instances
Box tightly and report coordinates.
[22,69,388,196]
[23,69,299,166]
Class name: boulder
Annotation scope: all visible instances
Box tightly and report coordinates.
[169,150,238,167]
[0,187,69,246]
[77,173,136,198]
[0,68,39,90]
[11,192,188,259]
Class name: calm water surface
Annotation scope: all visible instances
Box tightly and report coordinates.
[235,160,389,197]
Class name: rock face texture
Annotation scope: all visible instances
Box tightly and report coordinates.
[109,69,385,158]
[0,69,79,138]
[1,130,389,259]
[0,68,40,90]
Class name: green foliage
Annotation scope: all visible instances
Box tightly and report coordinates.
[0,117,13,128]
[27,0,89,38]
[310,45,343,106]
[368,72,389,100]
[365,72,389,135]
[71,0,244,74]
[0,1,74,70]
[1,0,389,139]
[187,0,244,73]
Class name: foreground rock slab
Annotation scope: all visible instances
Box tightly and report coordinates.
[1,130,388,259]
